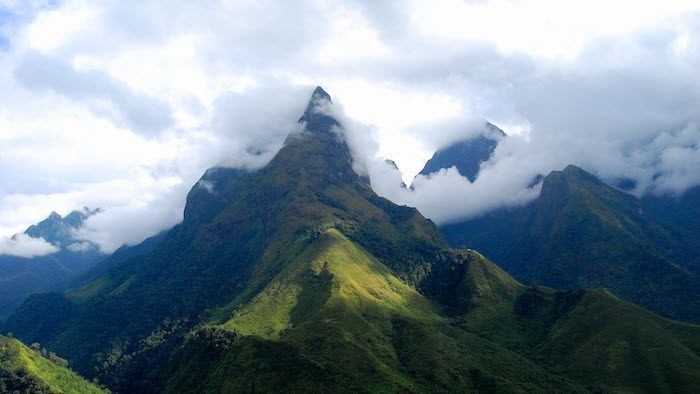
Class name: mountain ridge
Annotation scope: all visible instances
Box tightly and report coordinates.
[0,208,105,320]
[3,88,699,393]
[441,164,700,324]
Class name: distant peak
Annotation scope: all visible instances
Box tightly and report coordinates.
[563,164,583,173]
[542,165,603,194]
[297,86,340,135]
[301,86,332,118]
[311,86,331,102]
[49,211,62,220]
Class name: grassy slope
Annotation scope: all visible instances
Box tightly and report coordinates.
[443,253,700,393]
[163,229,585,393]
[4,92,699,393]
[2,129,450,388]
[0,335,105,393]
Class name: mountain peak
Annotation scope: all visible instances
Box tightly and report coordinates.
[417,121,504,182]
[311,86,331,102]
[549,164,603,187]
[298,86,339,135]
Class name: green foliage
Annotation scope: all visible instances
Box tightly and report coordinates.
[157,229,587,392]
[0,335,105,393]
[442,165,700,324]
[4,94,699,394]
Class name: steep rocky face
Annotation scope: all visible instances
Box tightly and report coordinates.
[417,122,505,182]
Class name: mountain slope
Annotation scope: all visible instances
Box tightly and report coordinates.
[0,209,104,321]
[417,121,505,182]
[0,335,104,393]
[4,87,452,387]
[4,88,699,393]
[154,229,587,393]
[441,165,700,324]
[641,185,700,273]
[425,253,700,393]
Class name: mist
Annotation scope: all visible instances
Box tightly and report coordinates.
[0,233,59,258]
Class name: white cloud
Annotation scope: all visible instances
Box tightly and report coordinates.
[15,50,173,135]
[0,233,58,258]
[1,0,700,249]
[66,240,91,252]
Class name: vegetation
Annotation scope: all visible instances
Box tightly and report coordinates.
[0,334,105,393]
[420,250,700,393]
[3,88,699,393]
[442,165,700,324]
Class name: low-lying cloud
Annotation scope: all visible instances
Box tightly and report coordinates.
[208,81,312,170]
[336,96,700,225]
[0,233,59,258]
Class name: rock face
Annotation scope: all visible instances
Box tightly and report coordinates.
[417,122,505,182]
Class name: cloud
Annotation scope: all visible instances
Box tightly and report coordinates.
[2,0,700,250]
[66,240,92,252]
[15,50,173,135]
[0,233,58,258]
[207,81,312,169]
[67,172,194,253]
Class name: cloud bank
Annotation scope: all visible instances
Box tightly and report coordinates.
[0,0,699,250]
[0,233,59,258]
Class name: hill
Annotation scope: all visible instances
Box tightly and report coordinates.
[0,334,105,393]
[441,165,700,324]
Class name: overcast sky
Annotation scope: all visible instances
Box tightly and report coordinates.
[1,0,699,255]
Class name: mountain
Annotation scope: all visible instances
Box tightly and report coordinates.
[417,121,505,182]
[4,88,700,392]
[641,185,700,273]
[0,334,105,393]
[441,165,700,324]
[24,209,100,249]
[0,208,105,321]
[422,251,700,393]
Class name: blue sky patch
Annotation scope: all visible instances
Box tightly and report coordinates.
[0,8,13,26]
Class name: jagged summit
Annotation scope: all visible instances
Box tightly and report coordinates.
[417,121,505,183]
[297,86,340,135]
[24,208,100,246]
[310,86,331,102]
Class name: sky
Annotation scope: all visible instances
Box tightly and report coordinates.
[1,0,699,255]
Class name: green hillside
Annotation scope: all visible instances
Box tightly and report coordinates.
[430,254,700,393]
[3,88,699,393]
[0,335,105,393]
[151,229,587,392]
[442,165,700,324]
